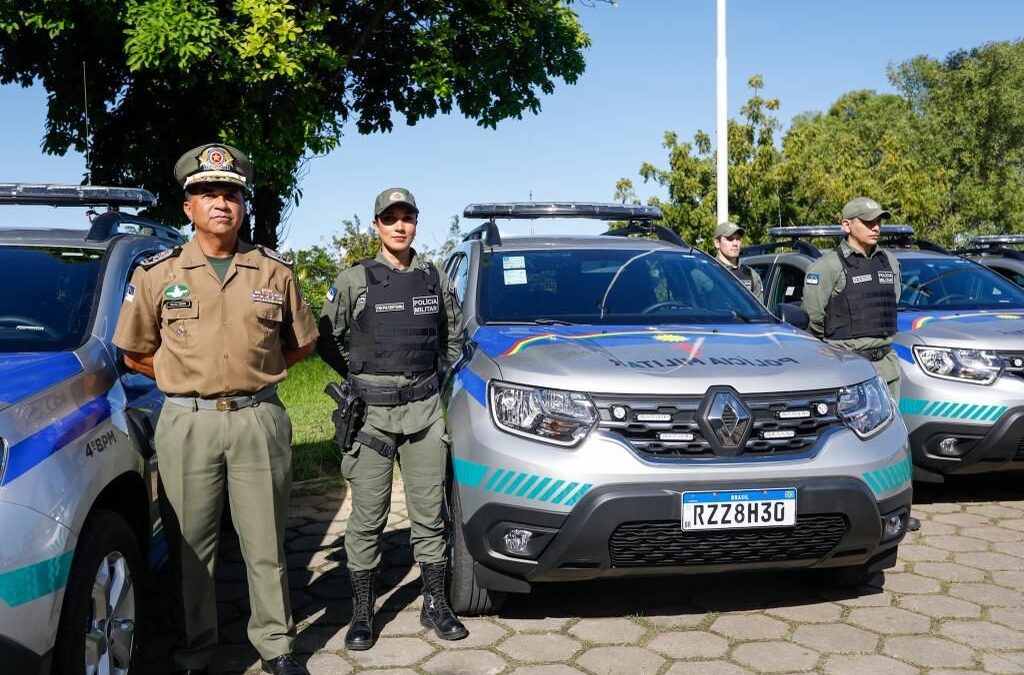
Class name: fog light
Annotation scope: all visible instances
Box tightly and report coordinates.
[815,402,829,416]
[880,509,908,543]
[937,437,963,457]
[503,528,533,553]
[611,406,627,421]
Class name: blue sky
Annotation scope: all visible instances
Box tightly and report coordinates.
[2,0,1024,251]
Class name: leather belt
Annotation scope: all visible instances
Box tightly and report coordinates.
[166,385,277,411]
[852,346,892,362]
[349,373,439,406]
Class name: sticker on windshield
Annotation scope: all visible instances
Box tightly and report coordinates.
[504,269,527,285]
[785,286,795,297]
[503,256,526,270]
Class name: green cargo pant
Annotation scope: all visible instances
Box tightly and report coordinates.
[341,416,447,571]
[156,395,295,669]
[872,350,901,401]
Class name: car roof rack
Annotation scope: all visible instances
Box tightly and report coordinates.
[741,239,822,258]
[970,234,1024,248]
[463,202,663,222]
[600,222,685,246]
[86,211,187,244]
[0,183,157,210]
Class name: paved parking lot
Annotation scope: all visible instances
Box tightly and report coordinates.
[142,474,1024,674]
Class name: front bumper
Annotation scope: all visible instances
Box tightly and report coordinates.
[908,406,1024,476]
[463,475,911,588]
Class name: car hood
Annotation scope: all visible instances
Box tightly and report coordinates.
[471,323,876,395]
[0,352,83,411]
[898,310,1024,348]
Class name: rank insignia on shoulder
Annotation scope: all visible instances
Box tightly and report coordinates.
[806,273,820,285]
[256,245,293,266]
[326,285,337,303]
[140,247,181,269]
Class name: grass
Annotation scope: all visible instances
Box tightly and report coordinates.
[279,355,343,481]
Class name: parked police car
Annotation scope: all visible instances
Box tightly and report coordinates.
[744,226,1024,482]
[958,234,1024,288]
[442,203,912,615]
[0,184,178,674]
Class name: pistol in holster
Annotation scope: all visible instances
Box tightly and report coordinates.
[324,381,367,453]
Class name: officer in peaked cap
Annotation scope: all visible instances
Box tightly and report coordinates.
[318,187,468,650]
[802,197,902,399]
[712,221,763,302]
[114,143,317,675]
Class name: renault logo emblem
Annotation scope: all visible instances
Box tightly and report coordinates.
[697,387,752,455]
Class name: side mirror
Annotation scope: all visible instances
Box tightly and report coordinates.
[777,302,810,330]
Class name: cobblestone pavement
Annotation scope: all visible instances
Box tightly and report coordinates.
[142,474,1024,674]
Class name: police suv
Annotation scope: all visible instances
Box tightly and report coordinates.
[744,226,1024,482]
[958,234,1024,289]
[0,185,176,674]
[442,203,912,615]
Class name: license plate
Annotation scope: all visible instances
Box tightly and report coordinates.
[682,488,797,531]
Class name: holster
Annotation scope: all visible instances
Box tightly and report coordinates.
[324,382,395,459]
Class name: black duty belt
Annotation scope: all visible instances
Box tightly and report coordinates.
[349,373,439,406]
[166,385,277,411]
[851,346,892,362]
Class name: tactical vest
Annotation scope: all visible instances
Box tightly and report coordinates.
[730,264,755,291]
[824,246,898,340]
[348,260,443,376]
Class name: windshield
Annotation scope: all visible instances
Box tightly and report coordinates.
[0,245,104,352]
[899,256,1024,310]
[479,247,771,325]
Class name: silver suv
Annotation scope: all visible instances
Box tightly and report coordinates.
[442,203,912,615]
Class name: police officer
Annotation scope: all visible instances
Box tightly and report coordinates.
[713,221,763,301]
[801,197,901,399]
[113,144,317,675]
[318,188,467,650]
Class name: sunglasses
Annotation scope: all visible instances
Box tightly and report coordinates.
[378,213,417,226]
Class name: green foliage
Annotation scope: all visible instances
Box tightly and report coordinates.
[0,1,590,248]
[277,354,339,481]
[331,215,379,268]
[292,243,339,314]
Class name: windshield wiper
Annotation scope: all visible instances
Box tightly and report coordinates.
[486,318,577,326]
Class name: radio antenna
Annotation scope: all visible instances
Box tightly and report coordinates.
[82,62,92,185]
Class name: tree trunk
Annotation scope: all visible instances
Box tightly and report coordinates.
[252,184,284,249]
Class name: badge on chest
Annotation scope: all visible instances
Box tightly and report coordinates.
[253,288,284,305]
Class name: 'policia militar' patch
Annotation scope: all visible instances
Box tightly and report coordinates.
[375,302,406,313]
[413,295,440,315]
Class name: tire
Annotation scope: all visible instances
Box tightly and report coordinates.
[53,509,145,675]
[448,482,507,616]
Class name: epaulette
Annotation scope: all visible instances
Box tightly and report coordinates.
[256,245,293,267]
[139,247,182,269]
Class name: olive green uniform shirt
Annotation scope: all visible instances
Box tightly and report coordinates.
[319,251,462,434]
[801,239,902,386]
[716,252,764,302]
[114,239,319,396]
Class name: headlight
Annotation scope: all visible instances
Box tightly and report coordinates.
[489,381,598,447]
[839,376,894,439]
[913,346,1003,385]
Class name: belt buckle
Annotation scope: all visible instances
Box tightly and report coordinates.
[216,398,238,412]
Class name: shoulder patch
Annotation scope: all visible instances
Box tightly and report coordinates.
[139,247,181,269]
[806,273,820,285]
[256,245,293,267]
[326,285,337,303]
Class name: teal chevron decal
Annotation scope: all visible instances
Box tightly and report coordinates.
[452,459,593,507]
[0,549,74,607]
[900,398,1007,422]
[862,456,913,496]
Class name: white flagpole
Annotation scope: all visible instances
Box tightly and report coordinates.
[716,0,728,224]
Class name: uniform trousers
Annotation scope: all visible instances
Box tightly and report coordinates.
[341,416,447,571]
[156,395,295,668]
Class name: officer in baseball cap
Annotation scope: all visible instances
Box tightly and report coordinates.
[116,142,316,675]
[712,221,763,301]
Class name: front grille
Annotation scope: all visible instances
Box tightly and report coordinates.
[609,515,849,567]
[997,350,1024,377]
[593,389,842,459]
[1015,435,1024,461]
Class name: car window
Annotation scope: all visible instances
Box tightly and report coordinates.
[479,248,771,325]
[748,263,770,280]
[0,245,104,352]
[990,264,1024,289]
[899,257,1024,309]
[769,263,805,310]
[450,254,470,304]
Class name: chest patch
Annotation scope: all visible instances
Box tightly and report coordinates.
[164,283,190,300]
[877,270,895,284]
[375,301,406,313]
[253,288,284,305]
[164,299,193,310]
[851,274,873,284]
[412,295,440,315]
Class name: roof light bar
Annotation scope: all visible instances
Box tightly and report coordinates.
[971,234,1024,247]
[768,224,915,240]
[0,183,157,209]
[463,202,663,221]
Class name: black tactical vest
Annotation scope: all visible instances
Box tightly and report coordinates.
[824,246,898,340]
[348,260,443,375]
[730,264,755,291]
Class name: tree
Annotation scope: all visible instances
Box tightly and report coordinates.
[292,244,340,315]
[616,76,785,246]
[0,1,590,248]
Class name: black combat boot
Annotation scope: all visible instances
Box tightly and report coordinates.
[344,569,376,650]
[419,562,469,641]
